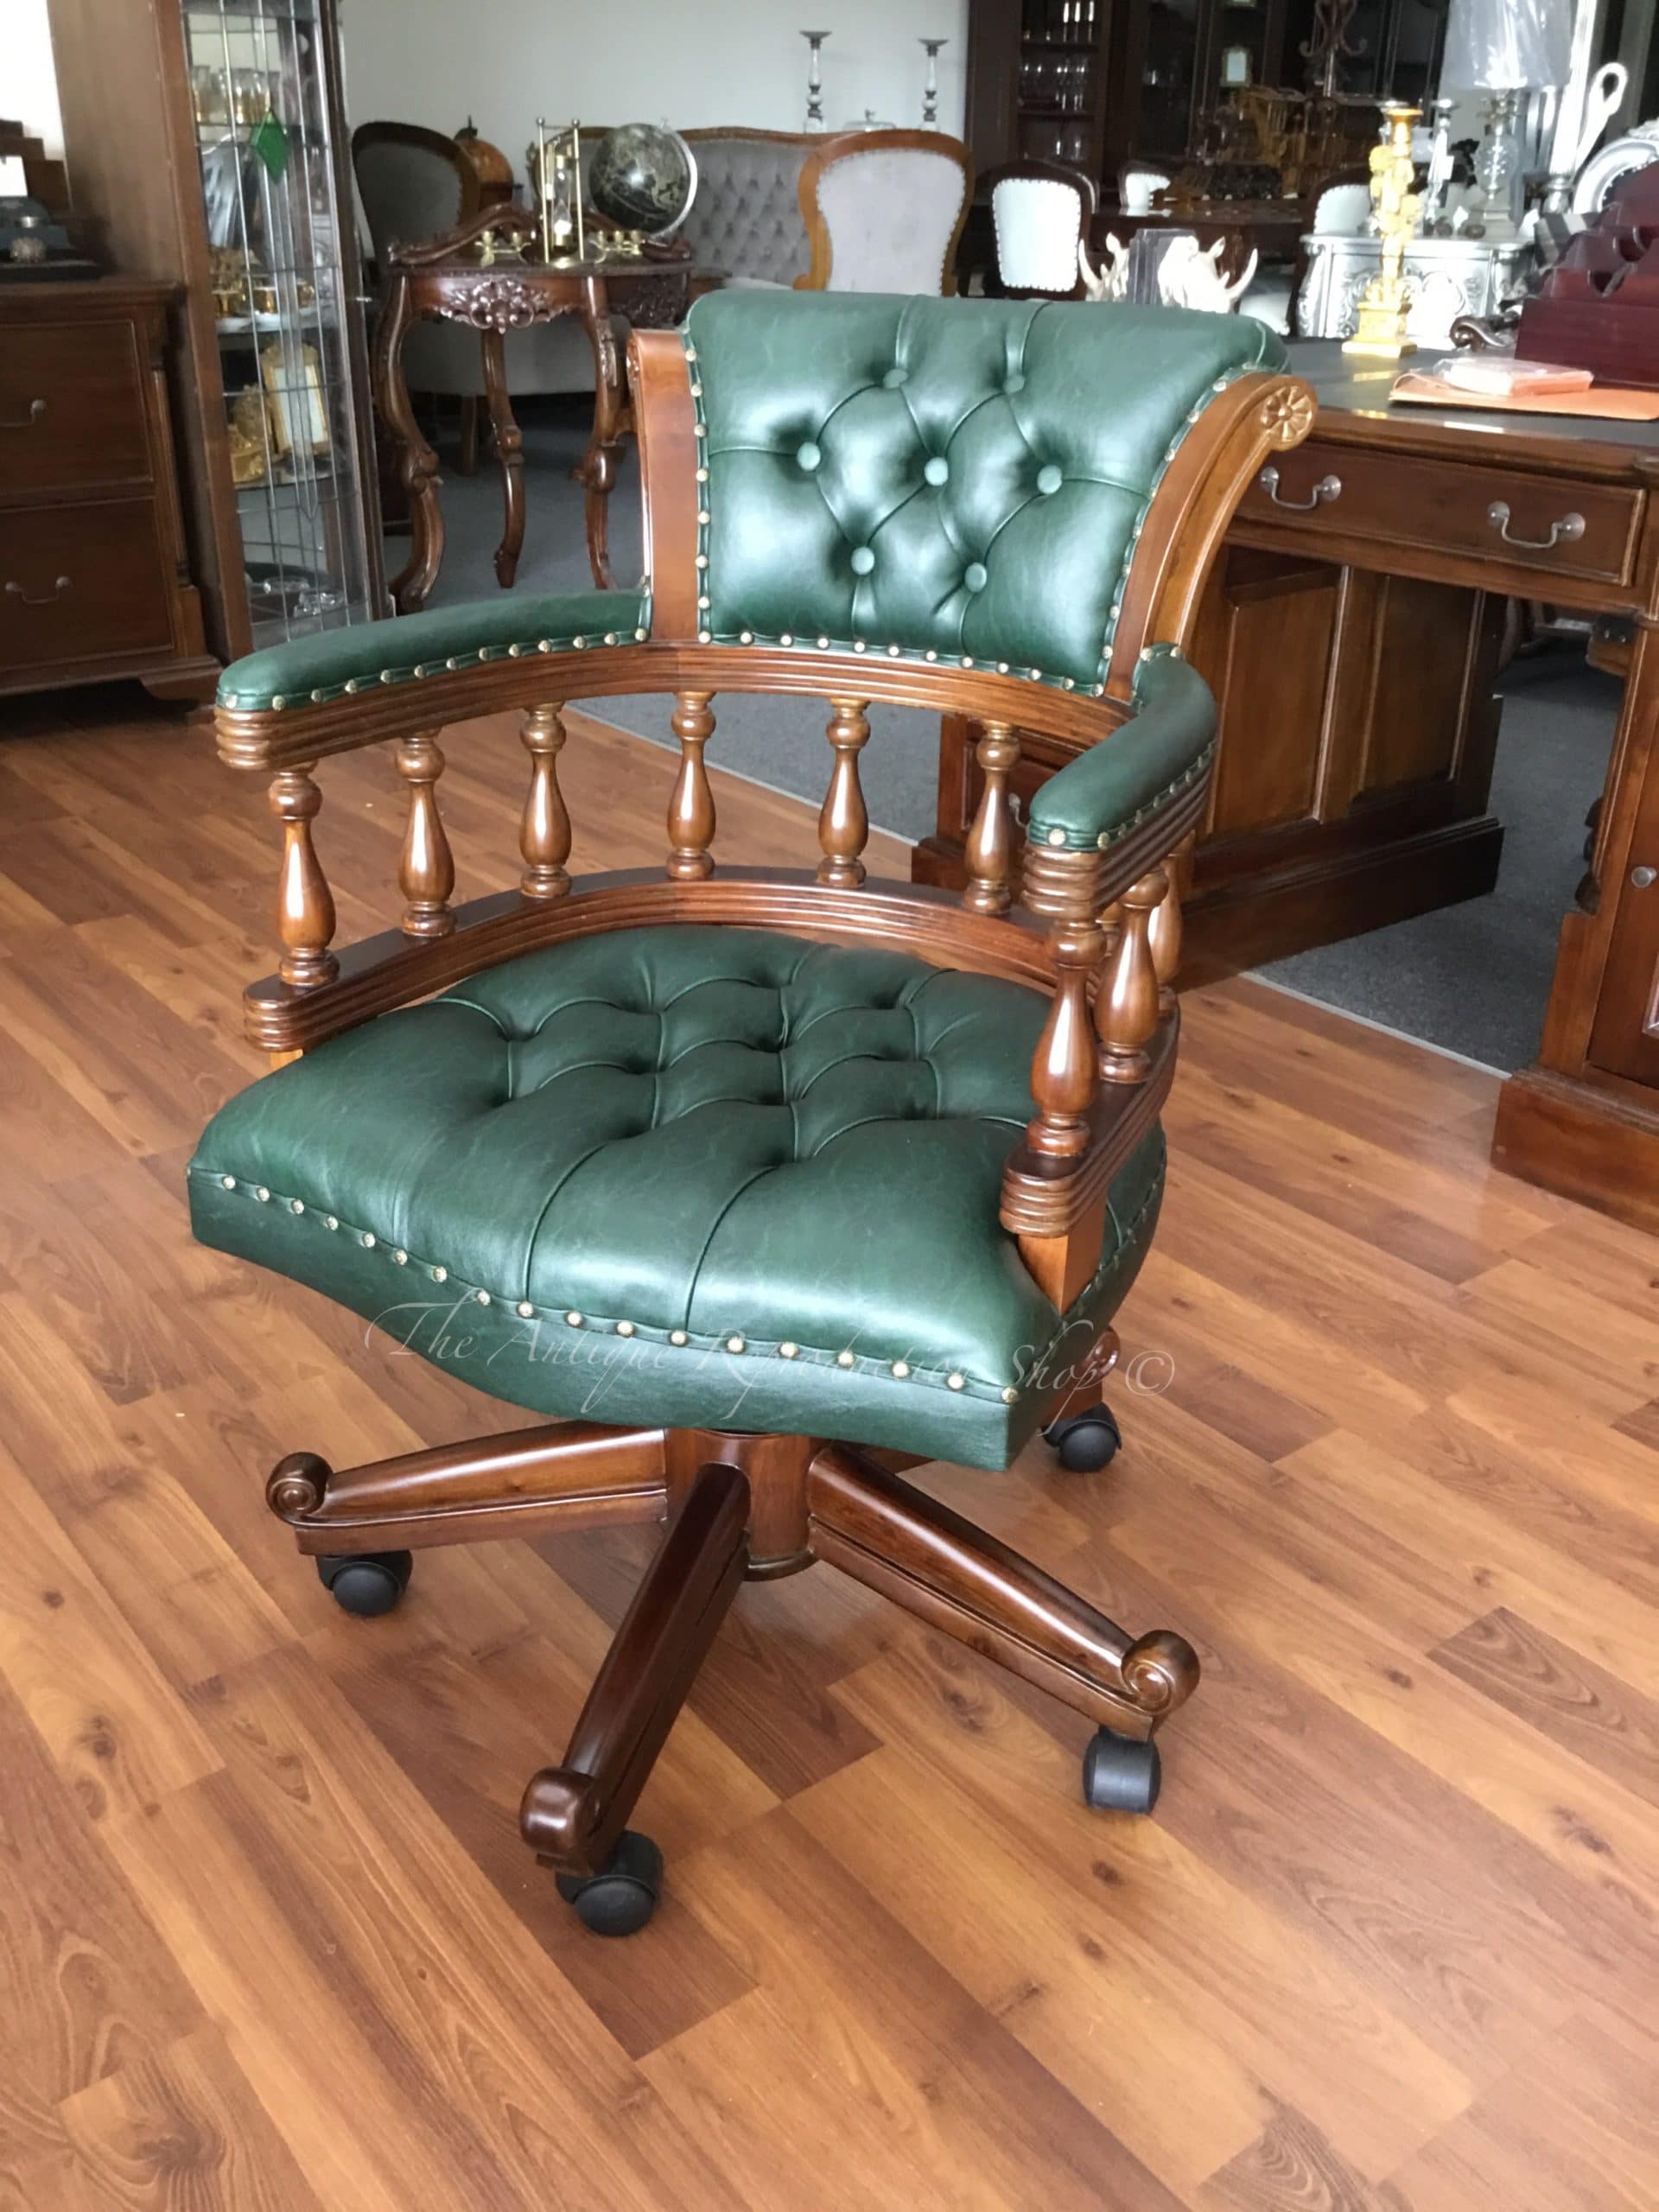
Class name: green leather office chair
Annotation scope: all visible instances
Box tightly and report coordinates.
[193,290,1311,1935]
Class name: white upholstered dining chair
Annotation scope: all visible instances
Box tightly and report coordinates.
[987,159,1096,297]
[796,129,973,295]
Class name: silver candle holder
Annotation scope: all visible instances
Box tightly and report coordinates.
[919,37,947,130]
[802,29,830,132]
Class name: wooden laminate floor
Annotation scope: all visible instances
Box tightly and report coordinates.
[2,684,1657,2211]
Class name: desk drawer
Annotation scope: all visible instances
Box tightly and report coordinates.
[1236,439,1641,588]
[0,498,174,673]
[0,321,153,496]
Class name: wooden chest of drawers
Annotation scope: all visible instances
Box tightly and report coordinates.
[0,279,214,700]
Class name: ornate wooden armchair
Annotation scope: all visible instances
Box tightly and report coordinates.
[194,291,1312,1936]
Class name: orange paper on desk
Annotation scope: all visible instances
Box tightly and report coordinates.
[1389,372,1659,421]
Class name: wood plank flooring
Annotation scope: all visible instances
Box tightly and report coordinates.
[1,683,1656,2209]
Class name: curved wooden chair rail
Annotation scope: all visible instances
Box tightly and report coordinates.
[222,341,1312,1315]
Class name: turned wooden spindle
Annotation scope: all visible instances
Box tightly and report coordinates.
[394,729,455,938]
[963,720,1021,914]
[1147,835,1191,1012]
[667,690,716,880]
[1097,867,1166,1084]
[817,697,871,887]
[269,763,337,987]
[519,704,571,899]
[1024,918,1103,1159]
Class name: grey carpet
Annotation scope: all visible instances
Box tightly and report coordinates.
[1259,653,1618,1073]
[412,395,1619,1075]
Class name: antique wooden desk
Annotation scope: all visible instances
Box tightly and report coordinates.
[376,207,717,609]
[918,343,1659,1231]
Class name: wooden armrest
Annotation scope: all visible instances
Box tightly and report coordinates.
[1024,648,1216,857]
[215,588,646,729]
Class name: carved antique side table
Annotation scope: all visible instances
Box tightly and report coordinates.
[375,206,721,607]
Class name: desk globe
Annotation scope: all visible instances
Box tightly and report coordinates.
[588,124,698,238]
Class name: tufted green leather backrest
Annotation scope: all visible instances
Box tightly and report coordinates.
[684,290,1286,698]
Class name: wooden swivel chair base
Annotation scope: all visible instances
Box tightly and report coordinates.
[271,1386,1185,1935]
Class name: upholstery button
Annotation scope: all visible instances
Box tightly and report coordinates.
[849,545,875,575]
[1036,463,1064,495]
[883,365,909,388]
[963,562,988,593]
[923,455,949,486]
[1003,372,1026,395]
[796,440,822,472]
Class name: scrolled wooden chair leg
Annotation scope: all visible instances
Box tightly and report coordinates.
[265,1421,671,1554]
[806,1443,1198,1796]
[521,1460,750,1933]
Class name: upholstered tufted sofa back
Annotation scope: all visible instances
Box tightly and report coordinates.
[679,131,811,288]
[683,290,1287,698]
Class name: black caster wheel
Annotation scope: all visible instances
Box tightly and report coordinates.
[556,1830,663,1936]
[1082,1727,1160,1815]
[315,1549,412,1618]
[1044,1402,1122,1472]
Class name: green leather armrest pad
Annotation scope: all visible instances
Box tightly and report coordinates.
[216,588,648,713]
[1026,648,1217,854]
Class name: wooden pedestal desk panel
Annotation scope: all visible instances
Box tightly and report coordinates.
[1235,437,1643,592]
[0,319,154,495]
[0,497,175,677]
[0,278,213,701]
[1588,736,1659,1088]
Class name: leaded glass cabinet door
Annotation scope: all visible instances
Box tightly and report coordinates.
[182,0,383,648]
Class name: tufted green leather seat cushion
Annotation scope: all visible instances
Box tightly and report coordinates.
[686,290,1286,692]
[188,927,1164,1469]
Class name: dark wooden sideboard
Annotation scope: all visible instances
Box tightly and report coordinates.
[0,280,214,701]
[916,343,1659,1232]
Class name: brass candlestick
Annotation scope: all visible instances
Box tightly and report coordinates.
[1344,103,1421,360]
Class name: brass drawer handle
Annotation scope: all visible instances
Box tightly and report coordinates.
[0,398,46,429]
[5,575,72,607]
[1486,500,1586,551]
[1257,464,1342,511]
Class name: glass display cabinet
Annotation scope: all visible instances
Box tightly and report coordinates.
[965,0,1446,199]
[1014,0,1111,168]
[48,0,385,672]
[185,1,380,648]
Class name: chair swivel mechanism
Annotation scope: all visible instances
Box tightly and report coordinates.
[193,290,1312,1935]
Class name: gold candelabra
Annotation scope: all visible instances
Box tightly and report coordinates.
[1344,103,1421,360]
